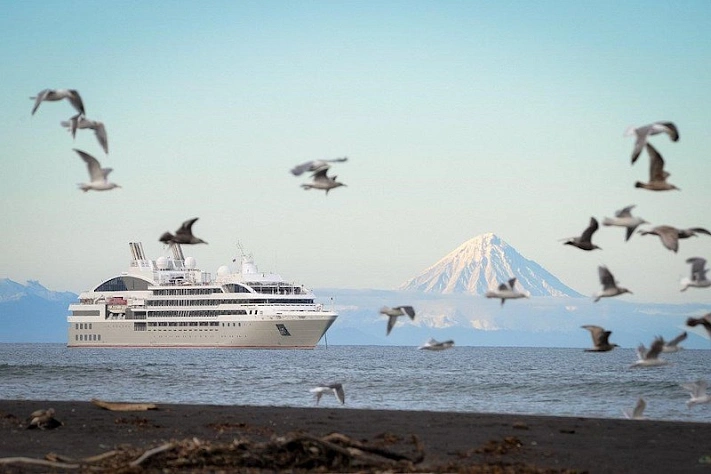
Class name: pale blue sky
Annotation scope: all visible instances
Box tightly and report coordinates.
[2,1,711,305]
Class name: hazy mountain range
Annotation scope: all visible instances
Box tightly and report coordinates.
[2,234,709,348]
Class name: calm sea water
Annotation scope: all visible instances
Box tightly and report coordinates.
[1,344,710,423]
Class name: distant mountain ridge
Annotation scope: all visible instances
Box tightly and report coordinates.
[399,233,582,297]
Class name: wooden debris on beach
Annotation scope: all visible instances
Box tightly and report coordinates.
[91,398,158,412]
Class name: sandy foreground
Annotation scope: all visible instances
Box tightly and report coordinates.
[1,399,711,473]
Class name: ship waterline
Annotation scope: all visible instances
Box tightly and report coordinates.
[67,242,338,349]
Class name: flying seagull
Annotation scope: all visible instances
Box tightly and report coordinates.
[74,149,120,192]
[593,266,632,302]
[686,313,711,338]
[485,278,529,306]
[625,121,679,165]
[418,338,455,351]
[300,168,346,194]
[31,88,85,116]
[662,331,687,353]
[291,157,348,176]
[630,336,668,368]
[637,225,710,253]
[26,408,62,430]
[61,115,108,154]
[309,383,345,405]
[680,380,711,408]
[634,144,679,191]
[562,217,601,251]
[622,398,646,420]
[159,218,207,245]
[602,205,648,241]
[681,258,711,292]
[380,305,416,335]
[581,325,618,352]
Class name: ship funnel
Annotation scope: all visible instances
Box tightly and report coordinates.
[129,242,147,262]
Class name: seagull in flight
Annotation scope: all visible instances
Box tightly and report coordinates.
[418,338,455,351]
[625,121,679,165]
[581,325,618,352]
[637,225,710,253]
[61,115,109,154]
[380,306,416,335]
[602,205,648,241]
[31,88,85,116]
[159,218,207,245]
[662,331,687,353]
[300,168,346,194]
[309,383,345,405]
[634,144,680,191]
[680,380,711,408]
[485,278,529,306]
[291,157,348,176]
[593,266,632,302]
[686,313,711,338]
[630,337,668,368]
[562,217,601,251]
[74,149,120,192]
[622,398,646,420]
[681,258,711,292]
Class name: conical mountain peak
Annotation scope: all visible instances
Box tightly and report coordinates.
[399,234,581,297]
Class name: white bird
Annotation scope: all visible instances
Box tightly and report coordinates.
[630,337,668,368]
[300,168,346,194]
[309,383,345,405]
[159,218,207,245]
[593,266,632,302]
[31,88,85,116]
[581,325,618,352]
[662,331,687,353]
[291,157,348,176]
[681,258,711,292]
[418,338,455,351]
[625,121,679,165]
[380,306,416,335]
[485,278,529,306]
[562,217,601,251]
[634,144,680,191]
[26,408,62,430]
[74,149,120,192]
[680,380,711,408]
[602,205,648,241]
[622,398,646,420]
[61,115,108,154]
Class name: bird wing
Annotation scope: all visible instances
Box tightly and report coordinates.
[176,218,199,236]
[630,126,648,165]
[310,167,332,182]
[689,227,711,236]
[67,89,85,115]
[94,122,109,154]
[497,283,509,291]
[580,217,599,243]
[386,315,398,335]
[395,305,415,318]
[632,398,646,418]
[74,149,103,181]
[656,226,679,252]
[667,331,687,347]
[598,266,616,290]
[582,325,604,346]
[646,143,668,182]
[331,384,345,404]
[507,278,517,290]
[615,205,635,218]
[636,343,646,361]
[652,121,679,141]
[290,161,314,176]
[646,337,664,359]
[31,89,49,115]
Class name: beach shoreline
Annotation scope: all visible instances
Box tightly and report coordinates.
[1,399,710,473]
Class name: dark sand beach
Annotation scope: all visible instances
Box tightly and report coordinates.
[1,399,710,473]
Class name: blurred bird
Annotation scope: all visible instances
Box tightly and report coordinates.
[662,331,687,353]
[680,380,711,408]
[637,225,710,253]
[74,149,120,192]
[625,121,679,164]
[380,305,416,335]
[159,218,207,245]
[485,278,529,306]
[581,325,618,352]
[61,115,108,154]
[562,217,601,251]
[680,258,711,292]
[630,337,668,368]
[309,383,345,405]
[26,408,62,430]
[291,157,348,176]
[31,88,85,116]
[602,205,648,241]
[300,168,346,194]
[418,338,455,351]
[686,313,711,338]
[593,266,632,302]
[634,144,679,191]
[622,398,646,420]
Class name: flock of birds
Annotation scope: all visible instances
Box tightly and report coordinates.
[30,93,710,415]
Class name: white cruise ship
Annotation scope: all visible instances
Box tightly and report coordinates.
[67,242,337,348]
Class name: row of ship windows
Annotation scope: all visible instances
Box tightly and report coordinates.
[76,323,93,330]
[144,310,249,317]
[153,288,225,295]
[145,299,313,306]
[75,334,100,341]
[135,321,244,328]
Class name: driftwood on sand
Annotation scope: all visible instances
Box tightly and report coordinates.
[90,398,159,412]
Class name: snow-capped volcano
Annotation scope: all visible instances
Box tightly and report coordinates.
[399,233,582,297]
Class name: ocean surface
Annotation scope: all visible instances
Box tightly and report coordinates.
[1,343,710,423]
